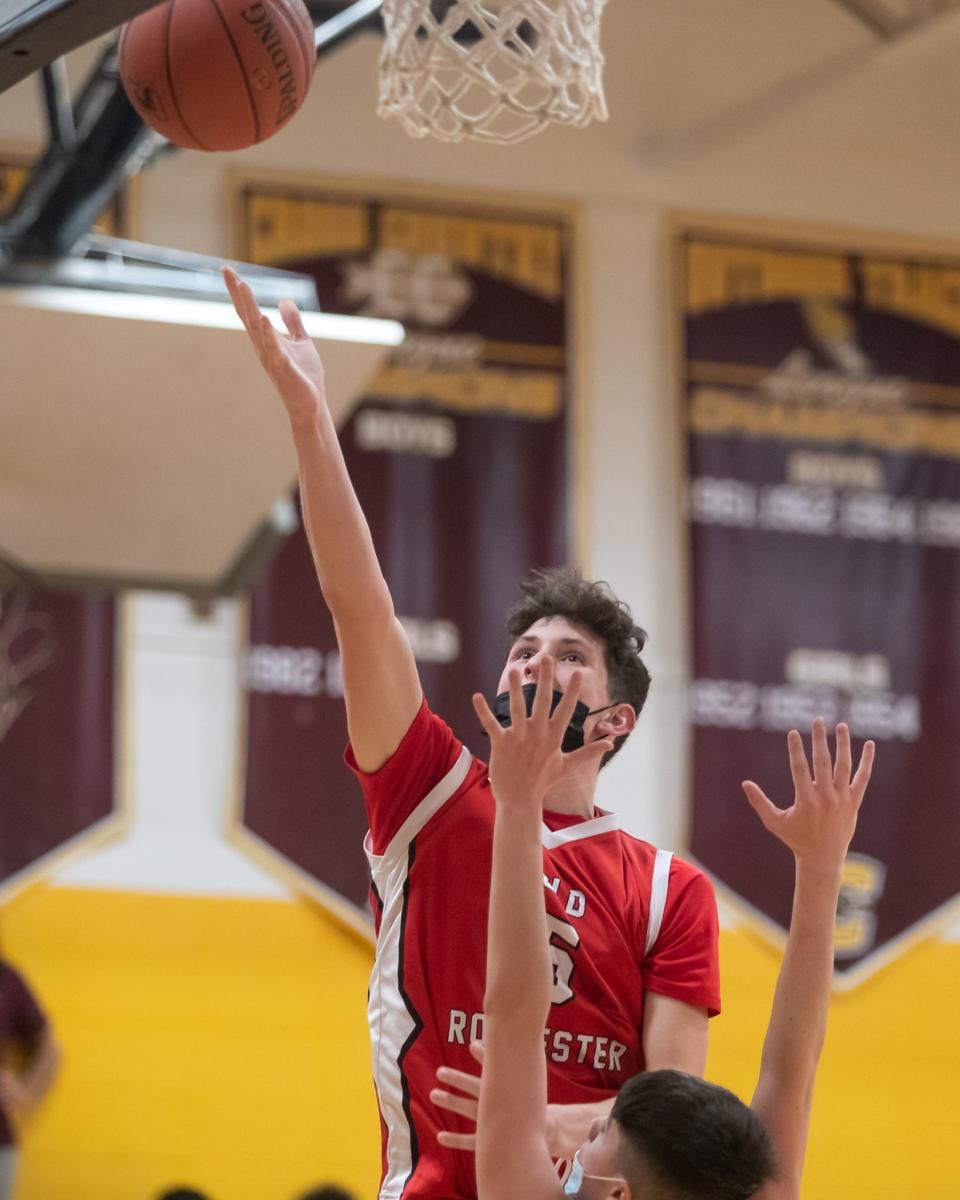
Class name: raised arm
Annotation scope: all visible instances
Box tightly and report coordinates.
[745,720,874,1200]
[224,268,421,770]
[469,662,613,1200]
[642,994,708,1074]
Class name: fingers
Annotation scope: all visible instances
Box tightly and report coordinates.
[222,266,252,331]
[550,669,583,734]
[223,269,301,375]
[810,717,832,786]
[257,312,296,375]
[222,265,240,305]
[507,665,526,730]
[833,722,852,788]
[431,1063,481,1147]
[469,1040,485,1064]
[436,1064,481,1096]
[279,298,309,341]
[224,266,285,374]
[531,655,554,721]
[437,1131,476,1151]
[850,739,876,808]
[786,728,812,792]
[429,1087,478,1120]
[222,266,261,333]
[742,780,783,834]
[472,692,501,740]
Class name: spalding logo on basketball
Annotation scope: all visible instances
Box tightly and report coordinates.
[119,0,317,152]
[127,80,170,121]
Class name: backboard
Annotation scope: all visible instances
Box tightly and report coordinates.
[0,0,158,95]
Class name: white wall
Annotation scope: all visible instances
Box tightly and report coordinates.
[56,594,285,897]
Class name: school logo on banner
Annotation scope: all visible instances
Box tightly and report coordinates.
[680,228,960,986]
[232,182,571,931]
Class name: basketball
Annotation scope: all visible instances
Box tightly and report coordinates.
[118,0,316,152]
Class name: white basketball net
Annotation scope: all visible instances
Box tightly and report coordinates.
[377,0,609,145]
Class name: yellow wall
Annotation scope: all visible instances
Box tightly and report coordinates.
[709,926,960,1200]
[3,886,959,1200]
[1,886,380,1200]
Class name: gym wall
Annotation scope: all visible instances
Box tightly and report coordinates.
[1,8,958,1199]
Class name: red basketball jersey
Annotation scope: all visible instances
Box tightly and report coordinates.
[348,700,720,1200]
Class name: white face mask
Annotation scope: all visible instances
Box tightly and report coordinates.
[563,1147,624,1197]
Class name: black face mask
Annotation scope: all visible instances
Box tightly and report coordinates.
[489,682,620,754]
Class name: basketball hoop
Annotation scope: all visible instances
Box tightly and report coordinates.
[377,0,609,145]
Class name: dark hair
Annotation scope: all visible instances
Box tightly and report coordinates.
[295,1188,358,1200]
[503,567,651,765]
[611,1071,776,1200]
[155,1190,212,1200]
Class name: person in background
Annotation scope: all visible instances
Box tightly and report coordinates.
[295,1185,358,1200]
[0,954,61,1200]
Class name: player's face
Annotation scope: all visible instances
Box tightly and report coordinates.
[499,616,610,714]
[566,1116,626,1199]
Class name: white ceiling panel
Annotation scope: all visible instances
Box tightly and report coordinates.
[0,291,397,589]
[599,0,874,152]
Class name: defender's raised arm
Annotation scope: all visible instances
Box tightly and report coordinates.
[469,662,613,1200]
[223,267,421,771]
[746,720,875,1200]
[432,718,874,1200]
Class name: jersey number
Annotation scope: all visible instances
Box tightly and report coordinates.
[547,915,579,1005]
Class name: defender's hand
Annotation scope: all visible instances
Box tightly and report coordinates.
[742,720,875,874]
[223,266,327,428]
[472,658,612,809]
[432,1060,480,1153]
[432,1044,580,1160]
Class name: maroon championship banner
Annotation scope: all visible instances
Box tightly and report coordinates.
[0,160,129,898]
[236,183,570,925]
[681,229,960,984]
[0,560,119,895]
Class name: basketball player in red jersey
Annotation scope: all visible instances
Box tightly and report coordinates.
[434,662,873,1200]
[224,269,720,1199]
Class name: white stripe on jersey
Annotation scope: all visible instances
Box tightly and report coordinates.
[540,811,619,848]
[366,745,473,869]
[645,848,674,955]
[366,747,472,1199]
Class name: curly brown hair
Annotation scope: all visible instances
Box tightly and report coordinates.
[503,567,651,766]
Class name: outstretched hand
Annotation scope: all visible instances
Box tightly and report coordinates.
[432,1041,483,1153]
[222,265,326,428]
[742,720,874,873]
[472,658,613,808]
[432,1043,577,1159]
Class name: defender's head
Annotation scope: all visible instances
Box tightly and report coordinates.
[570,1070,776,1200]
[500,568,650,767]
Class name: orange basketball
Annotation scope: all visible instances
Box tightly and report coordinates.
[119,0,316,152]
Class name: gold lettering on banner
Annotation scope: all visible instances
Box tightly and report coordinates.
[245,195,370,263]
[686,242,852,313]
[368,365,561,419]
[689,386,960,460]
[0,162,28,212]
[1,159,123,234]
[861,259,960,341]
[379,209,562,299]
[836,854,886,959]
